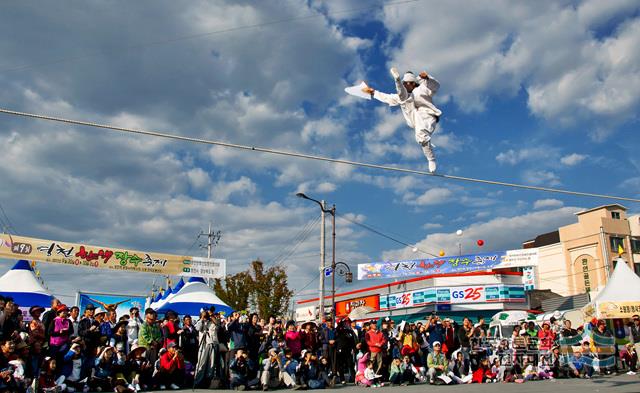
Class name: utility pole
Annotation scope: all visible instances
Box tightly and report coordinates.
[199,221,222,286]
[319,200,326,321]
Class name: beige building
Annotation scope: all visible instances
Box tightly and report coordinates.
[524,204,640,296]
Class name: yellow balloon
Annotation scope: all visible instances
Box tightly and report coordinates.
[439,250,445,257]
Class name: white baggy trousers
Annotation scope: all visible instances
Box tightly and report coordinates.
[373,77,441,163]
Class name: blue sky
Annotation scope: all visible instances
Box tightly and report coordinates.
[1,0,639,305]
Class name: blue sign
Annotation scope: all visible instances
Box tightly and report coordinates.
[357,249,537,280]
[78,292,147,317]
[436,304,451,312]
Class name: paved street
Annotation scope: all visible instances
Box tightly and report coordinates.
[163,374,639,393]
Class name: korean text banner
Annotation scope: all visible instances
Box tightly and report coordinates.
[78,292,147,317]
[0,234,226,279]
[357,248,538,280]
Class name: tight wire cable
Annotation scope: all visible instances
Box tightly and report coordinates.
[1,107,639,203]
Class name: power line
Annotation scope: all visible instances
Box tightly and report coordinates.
[1,108,639,203]
[268,215,321,266]
[0,201,19,235]
[0,0,423,74]
[337,213,439,257]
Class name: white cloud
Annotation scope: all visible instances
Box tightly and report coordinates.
[316,182,337,193]
[533,199,564,210]
[383,206,582,261]
[409,187,453,206]
[380,1,640,132]
[560,153,588,166]
[210,177,257,202]
[496,147,556,165]
[422,222,443,230]
[522,170,561,186]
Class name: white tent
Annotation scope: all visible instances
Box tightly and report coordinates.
[151,285,173,311]
[157,277,232,316]
[582,258,640,320]
[0,260,54,307]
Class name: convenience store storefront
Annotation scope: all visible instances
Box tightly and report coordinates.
[296,271,529,324]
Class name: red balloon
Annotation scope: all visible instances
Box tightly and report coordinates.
[477,239,484,246]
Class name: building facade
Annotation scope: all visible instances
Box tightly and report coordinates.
[524,204,640,297]
[296,271,528,324]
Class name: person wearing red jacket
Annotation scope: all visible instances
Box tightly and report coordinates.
[155,342,185,390]
[472,358,496,383]
[365,322,387,374]
[538,322,556,353]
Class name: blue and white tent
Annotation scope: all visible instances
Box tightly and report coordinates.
[157,277,232,316]
[152,285,173,311]
[0,260,54,307]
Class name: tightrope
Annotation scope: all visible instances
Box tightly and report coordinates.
[1,107,639,203]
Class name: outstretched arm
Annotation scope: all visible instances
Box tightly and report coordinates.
[87,297,108,309]
[113,299,131,307]
[362,84,402,106]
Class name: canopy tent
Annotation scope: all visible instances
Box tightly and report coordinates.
[582,258,640,320]
[0,260,54,307]
[157,277,233,316]
[151,285,173,311]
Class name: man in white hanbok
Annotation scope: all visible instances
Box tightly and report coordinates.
[363,68,442,172]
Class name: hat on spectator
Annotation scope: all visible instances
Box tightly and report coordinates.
[128,342,147,359]
[167,342,177,349]
[56,304,69,313]
[433,341,441,346]
[94,307,106,316]
[29,305,45,316]
[85,303,96,310]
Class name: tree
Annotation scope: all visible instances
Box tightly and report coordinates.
[213,260,293,317]
[213,270,252,312]
[249,260,293,318]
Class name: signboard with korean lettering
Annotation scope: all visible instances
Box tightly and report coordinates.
[379,284,525,310]
[0,234,225,279]
[449,286,486,304]
[357,248,538,280]
[594,301,640,319]
[335,295,380,317]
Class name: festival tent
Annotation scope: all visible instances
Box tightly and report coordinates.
[152,285,173,311]
[582,258,640,320]
[157,277,233,316]
[0,260,54,307]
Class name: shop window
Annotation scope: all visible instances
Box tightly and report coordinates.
[611,211,621,219]
[635,263,640,278]
[609,236,624,251]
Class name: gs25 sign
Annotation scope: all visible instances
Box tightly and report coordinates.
[450,286,485,303]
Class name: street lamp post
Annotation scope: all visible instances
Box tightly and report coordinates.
[296,193,336,322]
[331,261,352,321]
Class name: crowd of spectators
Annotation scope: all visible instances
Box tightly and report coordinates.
[0,294,638,392]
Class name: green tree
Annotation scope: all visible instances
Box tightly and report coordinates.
[249,260,293,317]
[213,260,293,317]
[213,270,252,312]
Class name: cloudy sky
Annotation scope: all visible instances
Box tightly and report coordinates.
[1,0,639,306]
